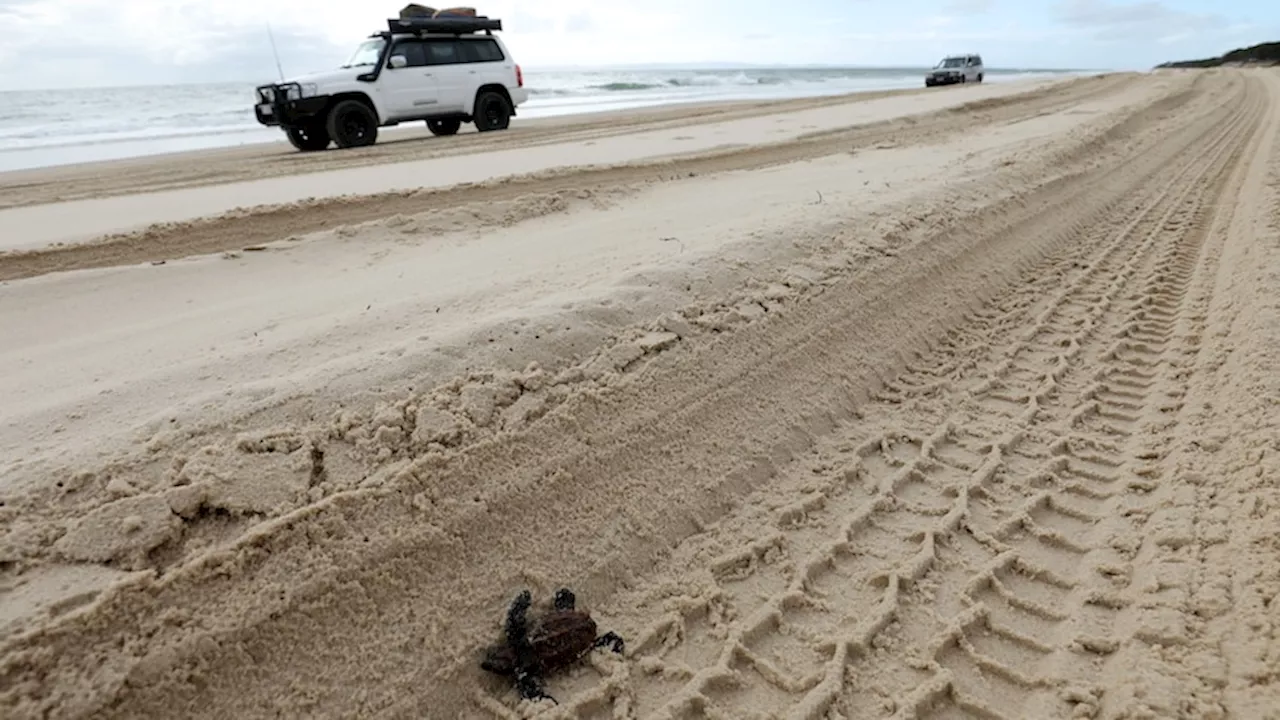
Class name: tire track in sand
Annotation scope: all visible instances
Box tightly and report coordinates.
[473,75,1268,720]
[1088,71,1280,719]
[0,75,1248,720]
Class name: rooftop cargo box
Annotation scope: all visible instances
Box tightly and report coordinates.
[398,5,478,18]
[399,4,436,18]
[387,13,502,34]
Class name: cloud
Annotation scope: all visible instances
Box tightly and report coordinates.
[944,0,994,13]
[0,0,1269,88]
[0,0,663,88]
[1053,0,1227,42]
[0,0,613,57]
[0,0,364,68]
[562,11,594,33]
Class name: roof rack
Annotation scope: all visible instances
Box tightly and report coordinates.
[386,16,503,35]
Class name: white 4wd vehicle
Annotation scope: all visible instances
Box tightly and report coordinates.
[253,15,528,151]
[925,54,984,87]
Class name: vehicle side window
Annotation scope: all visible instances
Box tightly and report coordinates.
[391,40,427,67]
[459,38,506,63]
[424,39,461,65]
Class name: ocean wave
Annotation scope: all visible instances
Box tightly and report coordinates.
[590,82,667,91]
[661,74,788,87]
[530,70,853,97]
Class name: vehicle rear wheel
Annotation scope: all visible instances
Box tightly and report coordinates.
[977,73,984,83]
[326,99,379,149]
[427,118,462,136]
[473,91,511,132]
[285,124,330,152]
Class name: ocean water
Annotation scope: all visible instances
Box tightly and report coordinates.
[0,66,1082,173]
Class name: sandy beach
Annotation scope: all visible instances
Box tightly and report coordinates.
[2,68,1279,719]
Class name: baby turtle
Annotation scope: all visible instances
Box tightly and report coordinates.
[480,587,625,704]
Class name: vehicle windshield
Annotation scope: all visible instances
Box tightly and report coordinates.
[343,38,386,68]
[936,57,966,68]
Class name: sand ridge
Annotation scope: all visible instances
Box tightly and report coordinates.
[2,68,1279,719]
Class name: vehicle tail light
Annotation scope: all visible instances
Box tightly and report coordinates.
[516,64,523,87]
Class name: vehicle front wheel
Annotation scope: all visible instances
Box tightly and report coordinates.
[427,118,462,136]
[473,91,511,132]
[326,99,379,149]
[285,124,330,152]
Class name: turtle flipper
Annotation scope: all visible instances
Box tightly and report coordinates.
[505,590,533,647]
[515,668,557,705]
[504,590,545,690]
[553,587,576,612]
[594,631,625,654]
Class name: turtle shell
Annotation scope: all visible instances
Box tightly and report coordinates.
[529,610,598,671]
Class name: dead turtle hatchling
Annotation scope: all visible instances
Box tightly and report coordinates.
[480,587,625,704]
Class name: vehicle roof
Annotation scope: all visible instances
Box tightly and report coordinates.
[379,31,508,41]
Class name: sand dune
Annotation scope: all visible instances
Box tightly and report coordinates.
[2,68,1279,719]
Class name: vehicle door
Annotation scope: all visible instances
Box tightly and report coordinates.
[379,39,440,120]
[423,38,467,113]
[965,55,980,82]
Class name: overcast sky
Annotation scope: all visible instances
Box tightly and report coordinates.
[0,0,1274,90]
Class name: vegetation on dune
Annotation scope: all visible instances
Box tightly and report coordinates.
[1156,41,1280,69]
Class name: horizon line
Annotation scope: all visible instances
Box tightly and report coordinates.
[0,63,1110,93]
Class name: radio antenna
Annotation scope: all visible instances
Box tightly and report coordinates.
[266,23,285,80]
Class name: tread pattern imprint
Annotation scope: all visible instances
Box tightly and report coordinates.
[468,73,1276,720]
